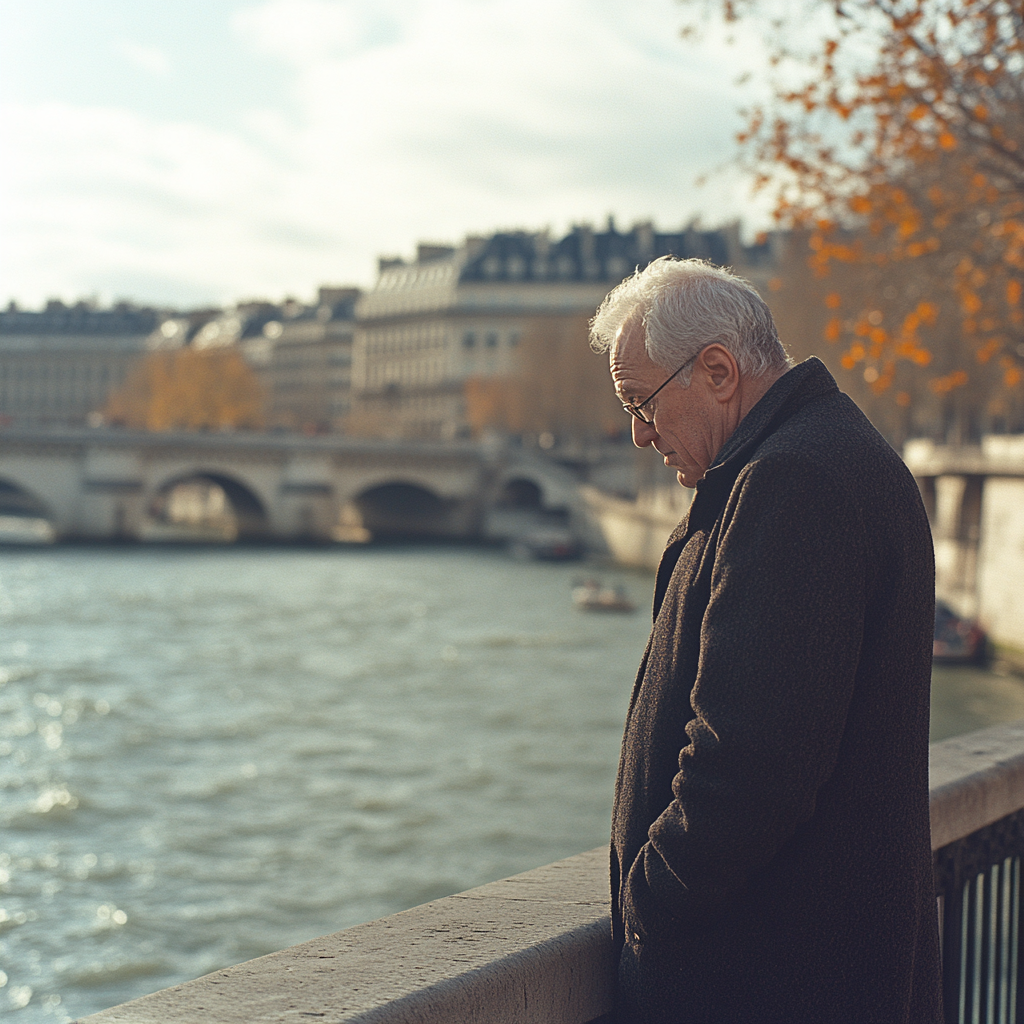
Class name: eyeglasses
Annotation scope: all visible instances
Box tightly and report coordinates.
[621,351,700,424]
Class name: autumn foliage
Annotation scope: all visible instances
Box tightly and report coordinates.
[464,315,624,441]
[104,347,266,431]
[688,0,1024,432]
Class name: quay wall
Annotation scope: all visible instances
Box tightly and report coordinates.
[77,720,1024,1024]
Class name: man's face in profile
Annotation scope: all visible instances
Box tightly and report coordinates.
[610,321,718,489]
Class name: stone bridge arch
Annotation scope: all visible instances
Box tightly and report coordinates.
[482,466,577,543]
[496,475,545,511]
[148,469,272,541]
[485,458,609,553]
[339,478,480,541]
[494,460,580,515]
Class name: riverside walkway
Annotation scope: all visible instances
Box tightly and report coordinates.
[78,720,1024,1024]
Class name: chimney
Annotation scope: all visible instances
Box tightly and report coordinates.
[416,243,456,263]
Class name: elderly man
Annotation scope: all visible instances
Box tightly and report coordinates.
[590,258,941,1024]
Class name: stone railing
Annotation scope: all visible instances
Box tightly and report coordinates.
[79,720,1024,1024]
[930,721,1024,1024]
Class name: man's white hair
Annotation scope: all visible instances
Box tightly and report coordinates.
[589,257,791,381]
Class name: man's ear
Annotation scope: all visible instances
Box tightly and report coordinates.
[698,344,740,403]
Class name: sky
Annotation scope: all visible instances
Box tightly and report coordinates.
[0,0,769,308]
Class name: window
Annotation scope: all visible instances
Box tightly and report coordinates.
[463,332,476,349]
[485,332,498,348]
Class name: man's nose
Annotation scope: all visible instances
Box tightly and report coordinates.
[632,416,657,449]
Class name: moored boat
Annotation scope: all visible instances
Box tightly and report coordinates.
[572,578,636,613]
[508,528,583,562]
[0,514,56,545]
[934,600,988,664]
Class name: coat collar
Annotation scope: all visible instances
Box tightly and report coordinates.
[652,358,839,618]
[706,356,837,479]
[661,357,839,551]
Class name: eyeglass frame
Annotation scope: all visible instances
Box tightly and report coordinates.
[621,348,704,424]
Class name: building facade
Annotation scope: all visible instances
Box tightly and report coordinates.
[244,287,360,433]
[351,222,778,440]
[0,301,162,427]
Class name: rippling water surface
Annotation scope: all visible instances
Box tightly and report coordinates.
[0,545,657,1021]
[1,544,1022,1022]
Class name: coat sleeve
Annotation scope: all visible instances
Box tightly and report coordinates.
[625,452,868,929]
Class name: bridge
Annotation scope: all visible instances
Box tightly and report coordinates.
[904,435,1024,661]
[0,427,591,544]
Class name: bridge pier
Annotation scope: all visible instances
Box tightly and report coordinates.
[929,473,983,618]
[275,455,338,542]
[905,437,1024,658]
[78,483,146,540]
[74,447,147,540]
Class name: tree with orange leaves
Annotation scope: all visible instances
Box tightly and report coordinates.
[686,0,1024,437]
[463,314,623,442]
[104,346,266,431]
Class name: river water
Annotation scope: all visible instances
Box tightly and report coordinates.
[2,545,1023,1022]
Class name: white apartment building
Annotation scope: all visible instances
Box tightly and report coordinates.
[0,301,164,427]
[351,222,778,440]
[245,287,360,433]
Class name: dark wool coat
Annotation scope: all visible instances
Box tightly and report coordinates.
[611,358,942,1024]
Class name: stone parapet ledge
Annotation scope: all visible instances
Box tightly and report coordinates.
[77,722,1024,1024]
[76,846,615,1024]
[929,719,1024,850]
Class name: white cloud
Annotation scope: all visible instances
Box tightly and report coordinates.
[0,101,332,305]
[118,40,172,77]
[234,0,391,61]
[2,0,772,306]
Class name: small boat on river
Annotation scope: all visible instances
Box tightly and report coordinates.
[508,528,583,562]
[934,600,988,665]
[572,578,636,613]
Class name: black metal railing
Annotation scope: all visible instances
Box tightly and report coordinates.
[934,808,1024,1023]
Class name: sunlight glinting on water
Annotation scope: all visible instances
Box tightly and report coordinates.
[0,546,654,1021]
